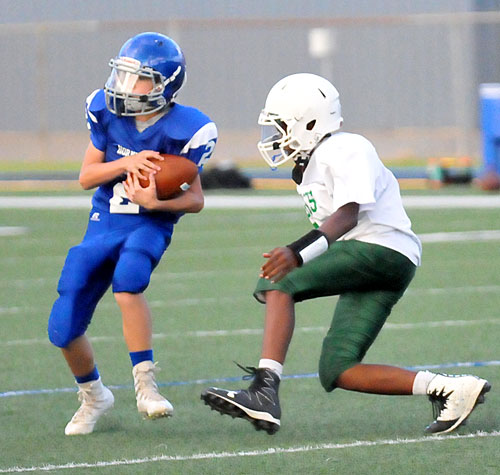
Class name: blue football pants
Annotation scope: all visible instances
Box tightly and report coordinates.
[48,214,172,348]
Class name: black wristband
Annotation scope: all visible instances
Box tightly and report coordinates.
[287,229,329,266]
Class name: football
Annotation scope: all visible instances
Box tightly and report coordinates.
[138,154,199,199]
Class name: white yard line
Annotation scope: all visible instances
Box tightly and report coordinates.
[2,194,500,209]
[1,431,498,473]
[419,229,500,242]
[0,227,28,236]
[3,317,499,347]
[2,283,500,317]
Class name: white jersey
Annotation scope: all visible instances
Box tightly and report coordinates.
[296,132,422,266]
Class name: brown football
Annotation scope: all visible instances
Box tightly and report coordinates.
[478,171,500,191]
[138,154,199,199]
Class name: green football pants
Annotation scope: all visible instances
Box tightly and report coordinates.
[254,240,416,391]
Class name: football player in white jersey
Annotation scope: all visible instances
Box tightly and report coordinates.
[202,73,490,435]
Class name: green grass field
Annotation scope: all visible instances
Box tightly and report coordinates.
[0,191,499,474]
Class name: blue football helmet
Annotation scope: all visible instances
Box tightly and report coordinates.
[104,32,186,116]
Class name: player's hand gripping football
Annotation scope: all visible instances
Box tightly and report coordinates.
[122,150,163,180]
[260,246,299,283]
[123,171,159,210]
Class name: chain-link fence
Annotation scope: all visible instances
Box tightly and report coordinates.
[1,12,499,165]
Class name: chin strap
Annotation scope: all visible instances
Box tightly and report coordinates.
[291,156,310,184]
[292,133,332,185]
[291,133,333,185]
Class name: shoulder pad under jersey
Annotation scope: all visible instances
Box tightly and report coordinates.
[85,89,107,125]
[163,103,215,141]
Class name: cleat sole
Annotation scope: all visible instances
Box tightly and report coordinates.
[201,390,280,435]
[426,380,491,434]
[142,413,173,420]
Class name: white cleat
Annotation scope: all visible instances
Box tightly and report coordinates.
[133,361,174,419]
[64,379,114,435]
[425,373,491,434]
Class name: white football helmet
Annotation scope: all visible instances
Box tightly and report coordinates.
[257,73,343,167]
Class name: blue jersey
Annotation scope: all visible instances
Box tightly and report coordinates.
[85,89,217,223]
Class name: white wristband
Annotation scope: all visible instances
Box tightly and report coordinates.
[287,229,329,266]
[299,235,329,264]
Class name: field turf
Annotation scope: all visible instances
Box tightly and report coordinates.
[0,191,499,474]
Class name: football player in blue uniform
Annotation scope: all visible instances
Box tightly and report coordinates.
[48,32,217,435]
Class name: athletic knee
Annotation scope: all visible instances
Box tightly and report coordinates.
[113,250,153,293]
[318,341,362,392]
[48,294,92,348]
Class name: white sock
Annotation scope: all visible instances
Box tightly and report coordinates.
[258,359,283,379]
[412,371,436,395]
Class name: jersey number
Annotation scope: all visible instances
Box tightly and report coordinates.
[109,183,140,214]
[198,140,216,167]
[303,190,317,217]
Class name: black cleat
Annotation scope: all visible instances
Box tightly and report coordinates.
[201,365,281,435]
[425,373,491,434]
